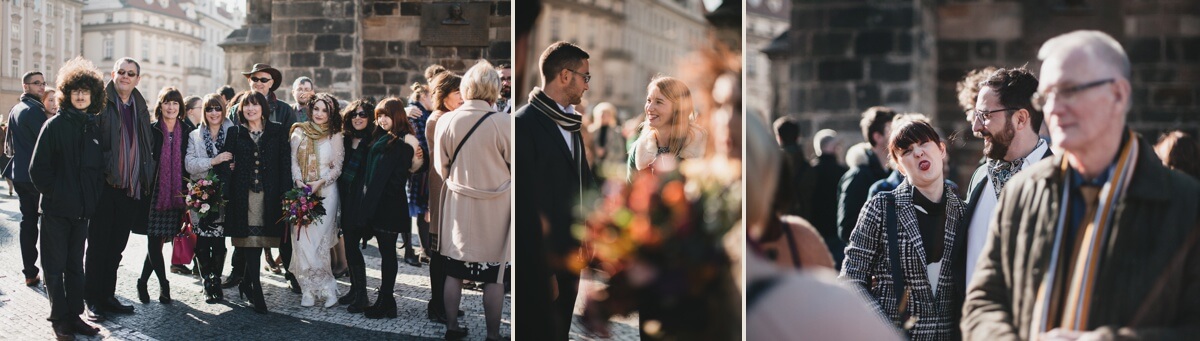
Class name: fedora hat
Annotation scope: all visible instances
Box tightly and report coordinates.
[242,63,283,93]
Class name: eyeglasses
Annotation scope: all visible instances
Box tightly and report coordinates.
[116,69,138,77]
[566,69,591,84]
[24,81,45,86]
[205,106,223,113]
[972,108,1017,124]
[1031,78,1115,111]
[250,77,272,84]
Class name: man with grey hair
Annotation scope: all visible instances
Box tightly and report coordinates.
[291,76,314,123]
[963,30,1200,340]
[809,129,847,268]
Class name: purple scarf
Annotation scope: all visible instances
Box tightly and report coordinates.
[154,120,185,210]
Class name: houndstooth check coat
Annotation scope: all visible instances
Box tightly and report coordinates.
[839,180,967,340]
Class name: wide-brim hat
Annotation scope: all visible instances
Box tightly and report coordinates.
[242,63,283,93]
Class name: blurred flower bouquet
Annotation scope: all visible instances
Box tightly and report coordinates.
[279,185,327,233]
[577,158,741,340]
[184,172,225,219]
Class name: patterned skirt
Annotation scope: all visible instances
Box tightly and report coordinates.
[442,255,508,284]
[145,208,184,237]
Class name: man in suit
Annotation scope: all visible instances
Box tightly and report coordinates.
[963,30,1200,339]
[4,71,48,287]
[956,67,1050,302]
[515,41,595,341]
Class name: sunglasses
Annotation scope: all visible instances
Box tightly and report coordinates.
[116,69,138,77]
[350,111,370,118]
[249,77,272,84]
[205,106,223,113]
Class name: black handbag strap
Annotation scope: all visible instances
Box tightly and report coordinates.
[746,275,782,311]
[883,192,910,328]
[448,111,496,169]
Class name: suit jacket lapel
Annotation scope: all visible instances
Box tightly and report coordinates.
[533,106,579,174]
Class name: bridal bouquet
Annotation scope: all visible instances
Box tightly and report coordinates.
[279,185,327,230]
[578,158,742,340]
[184,172,225,219]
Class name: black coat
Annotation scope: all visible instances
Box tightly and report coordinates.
[344,134,416,233]
[837,148,889,242]
[133,120,194,234]
[2,93,47,182]
[810,154,848,241]
[28,107,105,218]
[514,102,597,341]
[338,134,371,230]
[221,122,291,239]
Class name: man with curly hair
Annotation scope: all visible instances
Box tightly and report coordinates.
[30,56,107,340]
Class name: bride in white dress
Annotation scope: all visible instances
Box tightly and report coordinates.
[288,93,344,307]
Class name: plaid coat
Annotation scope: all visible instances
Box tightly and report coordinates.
[840,181,966,340]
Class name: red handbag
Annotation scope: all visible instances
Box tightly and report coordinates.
[172,212,198,264]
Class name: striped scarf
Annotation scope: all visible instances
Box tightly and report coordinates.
[116,99,142,199]
[528,87,581,132]
[1033,131,1139,334]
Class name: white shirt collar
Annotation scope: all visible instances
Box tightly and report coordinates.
[1020,139,1050,169]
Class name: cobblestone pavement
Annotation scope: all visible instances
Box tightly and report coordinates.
[570,274,639,341]
[0,181,506,340]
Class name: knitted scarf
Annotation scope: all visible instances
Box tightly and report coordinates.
[363,133,395,187]
[291,121,329,182]
[154,120,185,210]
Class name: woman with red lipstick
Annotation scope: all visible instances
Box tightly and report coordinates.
[837,117,966,340]
[626,76,707,182]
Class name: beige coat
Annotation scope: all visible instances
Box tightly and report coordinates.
[433,100,511,263]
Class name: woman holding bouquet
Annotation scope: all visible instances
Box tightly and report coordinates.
[336,99,376,313]
[287,93,344,308]
[184,93,235,303]
[133,87,194,305]
[223,91,292,314]
[627,76,707,182]
[433,61,510,341]
[344,97,424,319]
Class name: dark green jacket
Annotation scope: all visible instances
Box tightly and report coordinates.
[962,136,1200,340]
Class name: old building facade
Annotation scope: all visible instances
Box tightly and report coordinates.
[81,0,242,103]
[767,0,1200,186]
[1,0,85,111]
[222,0,511,104]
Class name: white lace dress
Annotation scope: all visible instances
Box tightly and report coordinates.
[287,131,344,301]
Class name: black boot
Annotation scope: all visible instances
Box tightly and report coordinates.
[248,280,267,314]
[345,274,369,314]
[363,294,396,319]
[136,278,150,304]
[158,280,172,304]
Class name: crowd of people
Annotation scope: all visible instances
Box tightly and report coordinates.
[3,56,512,340]
[747,30,1200,340]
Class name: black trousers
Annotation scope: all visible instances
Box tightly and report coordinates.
[553,269,582,341]
[41,215,88,321]
[85,186,145,302]
[195,236,227,280]
[344,228,367,296]
[14,181,41,279]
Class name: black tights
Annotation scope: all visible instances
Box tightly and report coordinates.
[195,236,227,280]
[240,247,263,289]
[375,230,398,295]
[139,236,167,284]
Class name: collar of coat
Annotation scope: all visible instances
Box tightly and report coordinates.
[1022,132,1170,202]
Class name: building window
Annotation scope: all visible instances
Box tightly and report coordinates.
[11,59,18,78]
[47,30,53,48]
[12,23,19,40]
[106,12,113,23]
[33,29,40,45]
[173,47,179,66]
[103,37,114,60]
[550,17,560,41]
[142,40,150,61]
[33,63,39,71]
[158,43,165,64]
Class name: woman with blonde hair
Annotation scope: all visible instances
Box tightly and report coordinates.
[434,60,510,341]
[587,101,626,179]
[627,76,707,181]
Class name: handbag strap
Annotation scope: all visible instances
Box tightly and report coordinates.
[883,192,910,327]
[448,111,496,169]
